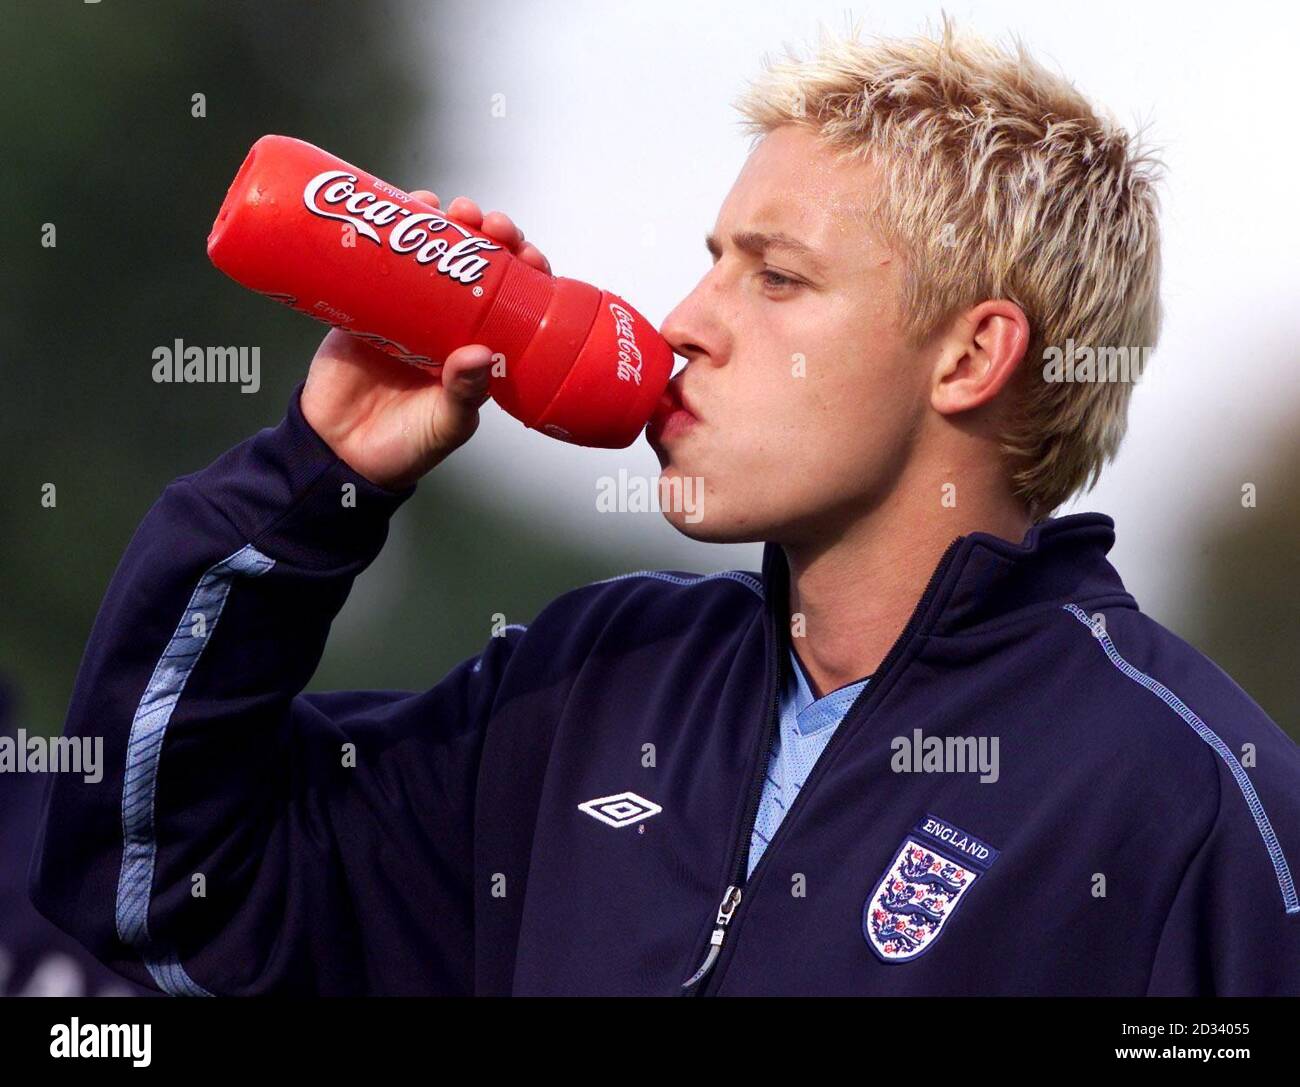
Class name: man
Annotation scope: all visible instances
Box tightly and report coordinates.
[32,23,1300,995]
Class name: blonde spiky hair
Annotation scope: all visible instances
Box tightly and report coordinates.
[734,17,1163,519]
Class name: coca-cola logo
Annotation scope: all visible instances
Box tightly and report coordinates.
[609,302,643,385]
[303,170,502,285]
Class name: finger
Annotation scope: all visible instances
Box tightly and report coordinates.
[444,196,483,230]
[517,241,551,274]
[409,188,440,207]
[480,210,524,250]
[441,344,495,406]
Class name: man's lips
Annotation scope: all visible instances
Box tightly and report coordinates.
[651,380,698,423]
[647,381,699,443]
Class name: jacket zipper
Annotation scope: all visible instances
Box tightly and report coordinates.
[680,564,785,993]
[679,535,964,994]
[679,885,742,988]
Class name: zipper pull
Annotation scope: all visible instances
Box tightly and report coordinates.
[680,885,742,990]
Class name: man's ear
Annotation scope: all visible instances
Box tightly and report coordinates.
[930,300,1030,416]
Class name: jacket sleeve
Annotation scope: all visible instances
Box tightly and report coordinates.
[29,382,516,995]
[1145,752,1300,996]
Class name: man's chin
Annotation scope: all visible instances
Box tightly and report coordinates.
[658,505,765,545]
[653,452,768,543]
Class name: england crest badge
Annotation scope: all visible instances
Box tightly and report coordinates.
[863,813,1000,962]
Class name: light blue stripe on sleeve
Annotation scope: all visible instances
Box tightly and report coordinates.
[1064,604,1298,915]
[117,543,275,995]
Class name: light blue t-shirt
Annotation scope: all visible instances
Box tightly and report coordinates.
[747,649,871,878]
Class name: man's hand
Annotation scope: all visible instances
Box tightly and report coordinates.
[301,192,552,490]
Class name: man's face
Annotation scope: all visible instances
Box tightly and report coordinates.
[649,125,931,546]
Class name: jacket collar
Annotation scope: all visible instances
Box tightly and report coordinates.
[759,512,1135,642]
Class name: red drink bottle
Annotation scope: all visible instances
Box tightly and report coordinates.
[207,135,673,448]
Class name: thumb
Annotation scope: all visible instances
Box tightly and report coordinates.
[431,344,495,447]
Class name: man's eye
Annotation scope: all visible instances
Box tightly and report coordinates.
[759,269,800,291]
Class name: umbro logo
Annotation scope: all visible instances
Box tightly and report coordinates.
[577,791,662,828]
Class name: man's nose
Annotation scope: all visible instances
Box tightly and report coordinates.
[660,273,726,366]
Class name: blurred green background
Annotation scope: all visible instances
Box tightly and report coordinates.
[0,0,662,737]
[0,0,1294,746]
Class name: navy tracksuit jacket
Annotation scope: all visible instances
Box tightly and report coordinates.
[30,384,1300,996]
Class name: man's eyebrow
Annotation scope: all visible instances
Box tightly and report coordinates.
[704,229,829,276]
